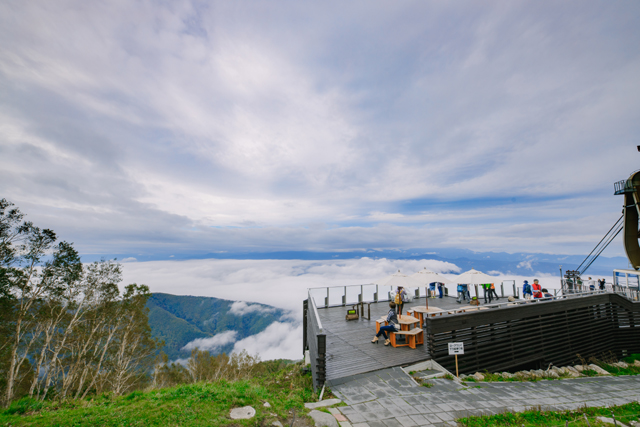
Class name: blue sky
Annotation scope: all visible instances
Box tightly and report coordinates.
[1,0,640,261]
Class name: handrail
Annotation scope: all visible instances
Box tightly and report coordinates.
[439,289,638,317]
[308,290,323,333]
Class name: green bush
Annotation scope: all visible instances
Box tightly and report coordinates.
[3,397,45,415]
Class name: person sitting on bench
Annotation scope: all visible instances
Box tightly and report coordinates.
[371,302,399,346]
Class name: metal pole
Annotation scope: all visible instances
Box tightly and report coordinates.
[513,284,516,298]
[374,284,378,303]
[325,288,329,308]
[501,283,504,298]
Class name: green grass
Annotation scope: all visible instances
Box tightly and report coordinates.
[622,353,640,364]
[0,363,317,426]
[597,362,640,376]
[458,401,640,426]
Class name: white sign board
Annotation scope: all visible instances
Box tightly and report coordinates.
[448,342,464,355]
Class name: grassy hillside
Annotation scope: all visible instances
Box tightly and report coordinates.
[147,293,291,360]
[0,362,320,427]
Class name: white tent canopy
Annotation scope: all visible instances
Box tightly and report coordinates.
[454,268,498,285]
[410,267,453,285]
[371,270,423,289]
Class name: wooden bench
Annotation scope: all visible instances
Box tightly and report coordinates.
[375,317,387,333]
[389,327,424,349]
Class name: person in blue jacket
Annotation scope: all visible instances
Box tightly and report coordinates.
[437,282,444,298]
[456,283,468,303]
[522,280,533,300]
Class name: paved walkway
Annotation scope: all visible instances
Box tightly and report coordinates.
[330,367,640,427]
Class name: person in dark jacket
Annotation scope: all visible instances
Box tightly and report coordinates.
[523,280,533,300]
[372,302,400,346]
[482,283,492,304]
[437,282,444,298]
[489,283,500,300]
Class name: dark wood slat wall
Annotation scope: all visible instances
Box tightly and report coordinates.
[425,294,640,375]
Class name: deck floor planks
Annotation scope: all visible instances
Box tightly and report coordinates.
[316,297,465,380]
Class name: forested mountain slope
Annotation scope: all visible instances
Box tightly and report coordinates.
[147,293,290,360]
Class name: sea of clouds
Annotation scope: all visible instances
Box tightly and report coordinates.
[121,258,607,361]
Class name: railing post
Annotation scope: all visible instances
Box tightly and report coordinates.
[325,288,329,308]
[501,283,504,298]
[342,286,346,306]
[359,284,363,303]
[374,284,378,302]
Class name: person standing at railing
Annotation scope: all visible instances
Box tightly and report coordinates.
[523,280,533,300]
[394,286,408,315]
[587,277,596,291]
[598,278,606,290]
[437,282,444,298]
[371,301,400,346]
[429,282,436,298]
[489,283,500,301]
[456,283,468,303]
[532,279,542,299]
[482,283,492,304]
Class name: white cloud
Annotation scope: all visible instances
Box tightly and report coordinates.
[121,257,461,314]
[229,301,275,316]
[232,322,302,361]
[516,260,533,270]
[121,257,137,262]
[181,330,238,352]
[1,1,639,259]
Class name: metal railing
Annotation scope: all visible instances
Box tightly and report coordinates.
[614,179,636,195]
[305,293,326,391]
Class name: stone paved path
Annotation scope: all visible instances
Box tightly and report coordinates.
[329,367,640,427]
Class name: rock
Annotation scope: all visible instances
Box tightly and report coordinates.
[566,366,581,375]
[515,371,530,380]
[501,372,513,379]
[459,374,468,379]
[596,416,625,425]
[308,410,339,427]
[573,365,586,372]
[613,361,629,368]
[588,364,610,375]
[264,402,271,408]
[272,422,284,427]
[230,406,256,420]
[533,369,545,378]
[634,360,640,367]
[473,372,485,381]
[547,371,559,379]
[551,366,562,374]
[304,398,342,409]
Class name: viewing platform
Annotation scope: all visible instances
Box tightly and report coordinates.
[304,285,640,390]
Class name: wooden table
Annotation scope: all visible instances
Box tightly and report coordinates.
[407,306,445,327]
[392,315,422,349]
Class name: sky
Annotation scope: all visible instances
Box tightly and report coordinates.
[2,0,640,261]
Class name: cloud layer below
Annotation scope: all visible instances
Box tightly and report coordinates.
[150,257,611,360]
